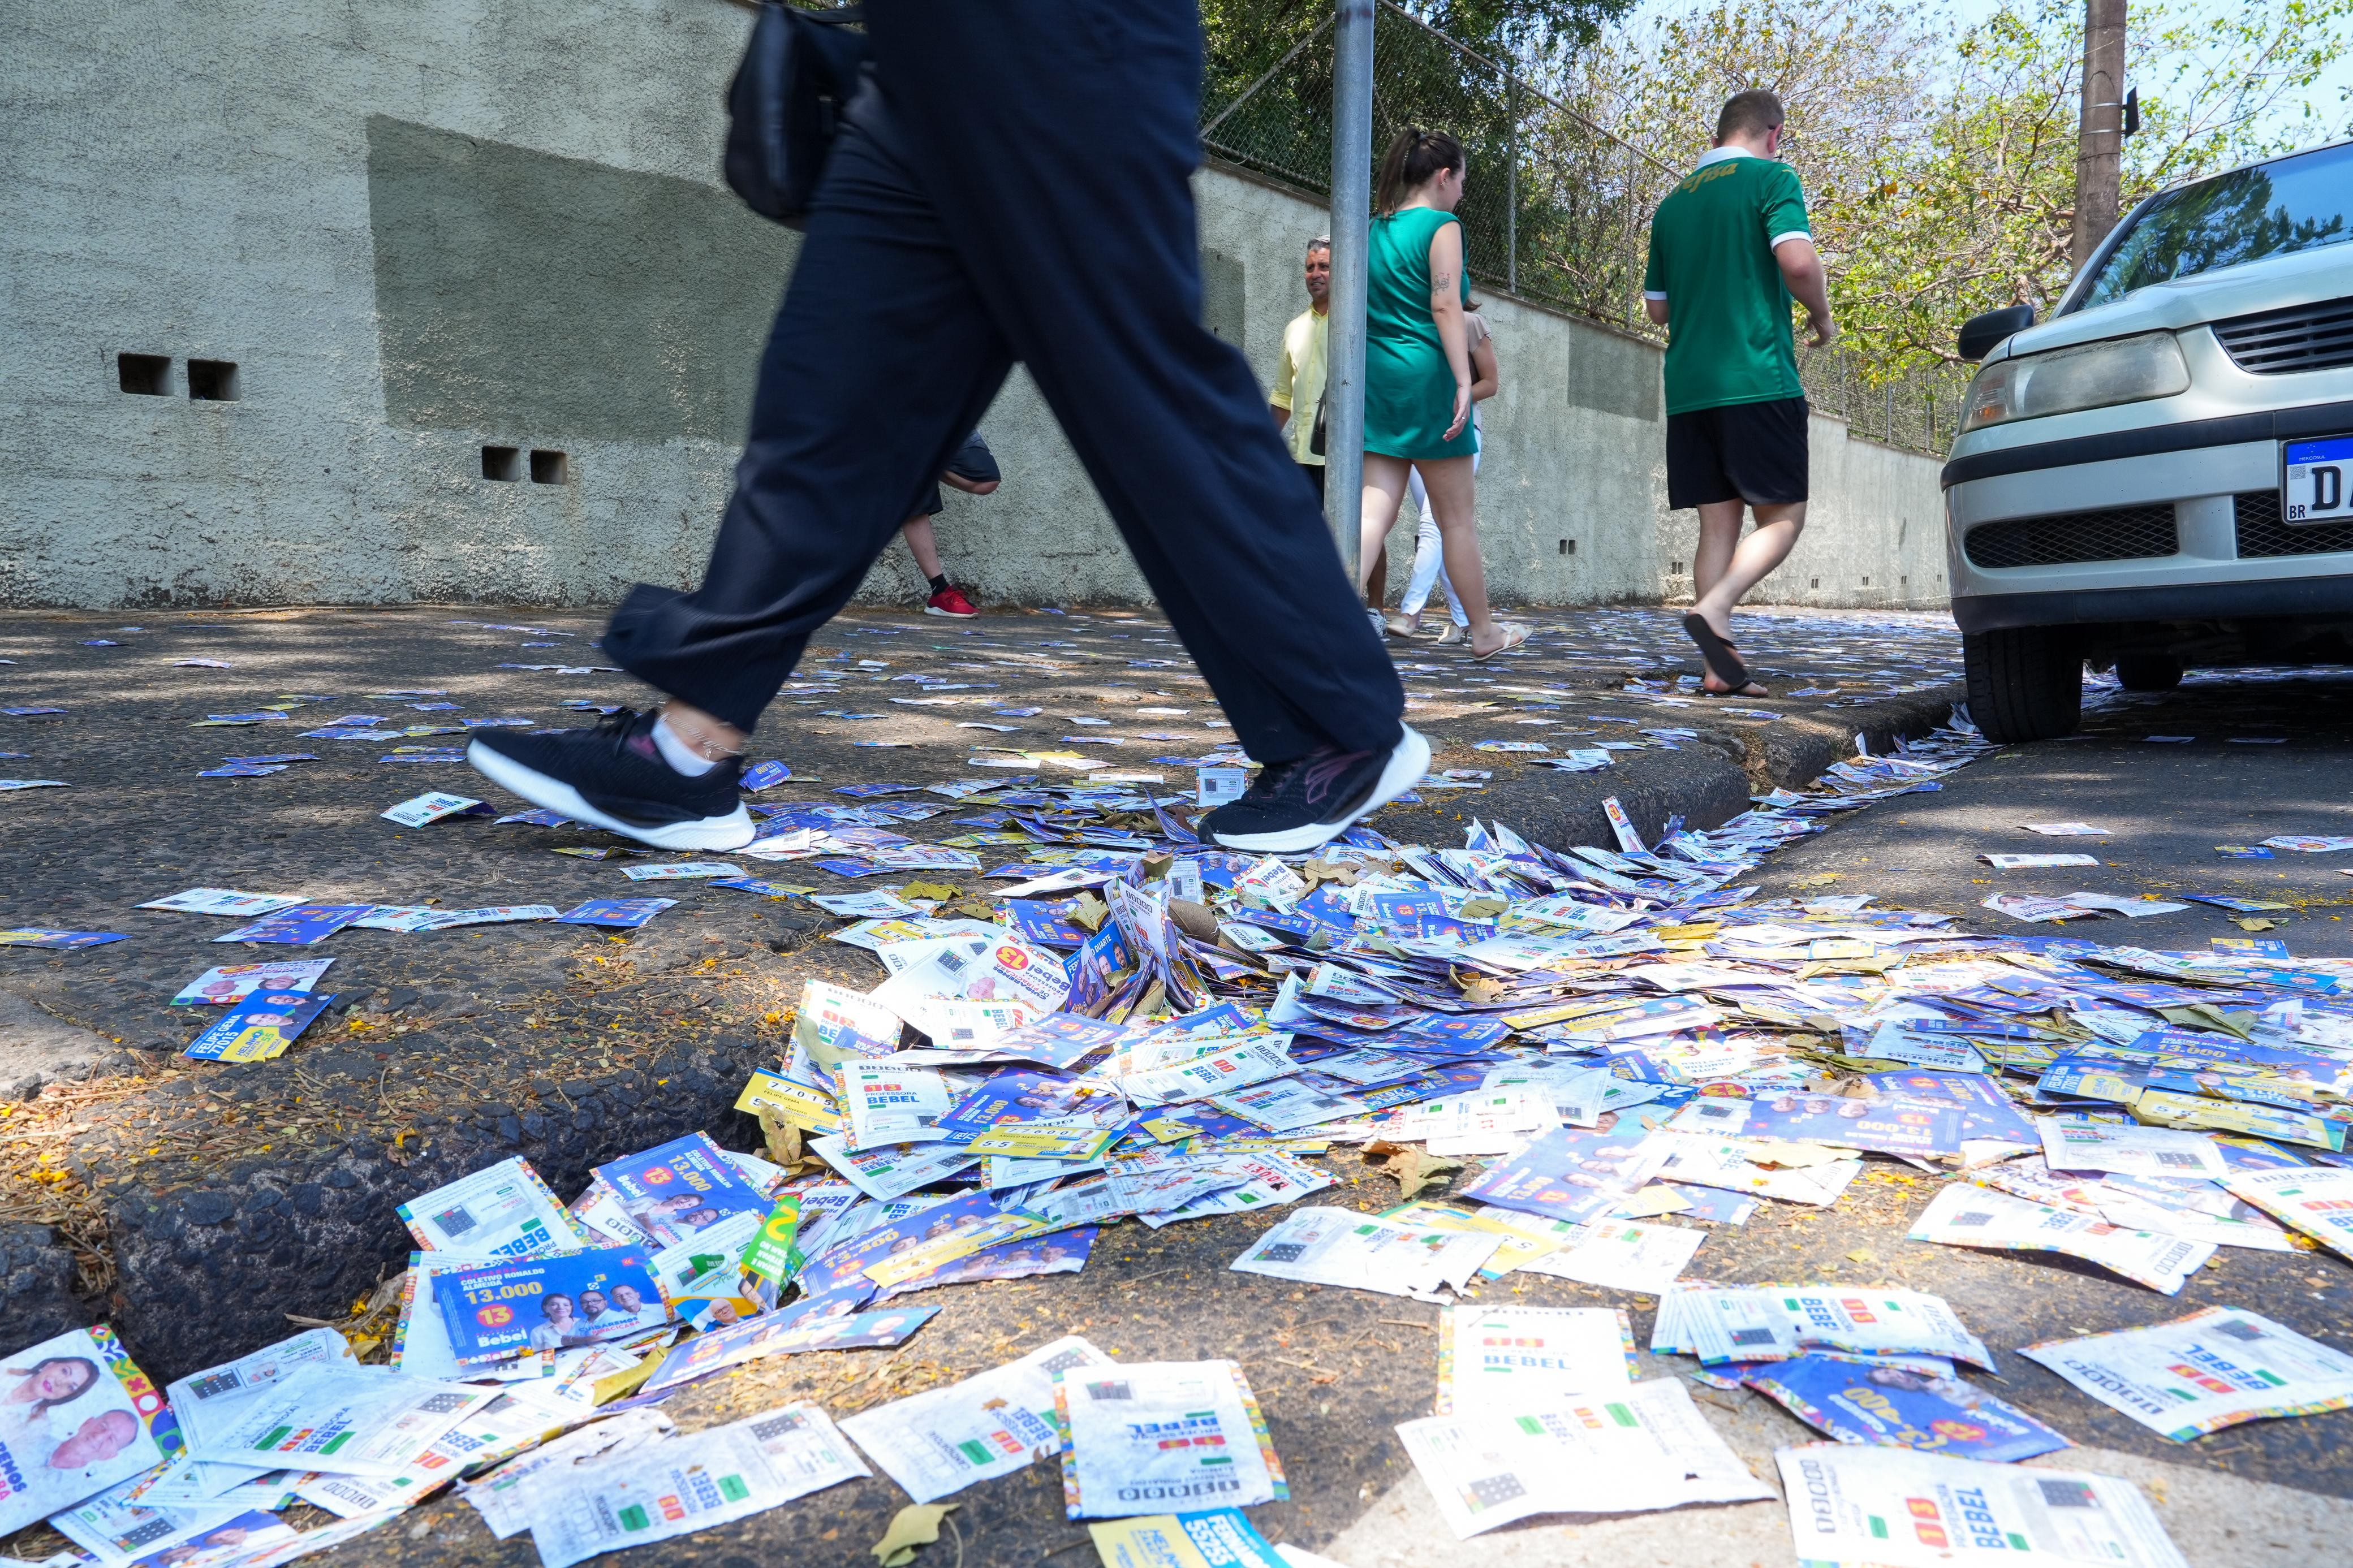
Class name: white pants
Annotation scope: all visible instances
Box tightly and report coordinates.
[1399,453,1477,626]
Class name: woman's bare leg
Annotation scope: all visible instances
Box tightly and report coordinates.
[1357,455,1413,596]
[1415,456,1508,653]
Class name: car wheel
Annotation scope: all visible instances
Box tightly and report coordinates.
[1963,627,2083,744]
[2114,655,2184,692]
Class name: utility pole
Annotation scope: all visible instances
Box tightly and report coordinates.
[2070,0,2127,265]
[1326,0,1374,584]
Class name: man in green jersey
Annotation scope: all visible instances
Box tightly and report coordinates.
[1643,89,1836,697]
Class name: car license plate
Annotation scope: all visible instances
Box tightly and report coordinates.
[2284,434,2353,523]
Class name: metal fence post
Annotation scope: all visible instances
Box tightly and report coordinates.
[1505,70,1519,297]
[1327,0,1376,585]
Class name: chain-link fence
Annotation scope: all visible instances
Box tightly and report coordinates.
[1200,2,1968,456]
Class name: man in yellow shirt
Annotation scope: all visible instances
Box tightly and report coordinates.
[1269,236,1330,499]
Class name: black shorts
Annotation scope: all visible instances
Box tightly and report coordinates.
[1665,395,1808,509]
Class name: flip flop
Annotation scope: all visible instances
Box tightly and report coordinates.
[1696,636,1771,698]
[1470,623,1531,661]
[1425,622,1464,645]
[1681,612,1754,689]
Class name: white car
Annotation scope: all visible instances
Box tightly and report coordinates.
[1943,136,2353,742]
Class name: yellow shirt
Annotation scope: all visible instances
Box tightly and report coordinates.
[1270,306,1330,466]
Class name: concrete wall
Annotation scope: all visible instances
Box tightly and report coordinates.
[0,0,1949,613]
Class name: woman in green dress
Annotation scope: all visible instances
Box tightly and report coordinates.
[1356,127,1527,659]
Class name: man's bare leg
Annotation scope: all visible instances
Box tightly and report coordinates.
[1688,499,1804,692]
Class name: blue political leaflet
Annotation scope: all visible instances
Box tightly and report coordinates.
[796,1190,1017,1301]
[1004,900,1089,948]
[1676,1092,1965,1157]
[213,904,378,945]
[1742,1354,2070,1462]
[641,1307,940,1396]
[1088,1509,1289,1568]
[986,1013,1136,1070]
[183,990,336,1062]
[552,898,676,928]
[878,1225,1097,1299]
[1861,1070,2039,1146]
[739,759,794,791]
[173,958,335,1005]
[940,1070,1126,1136]
[0,930,127,949]
[593,1132,772,1245]
[433,1250,665,1366]
[1457,1125,1671,1226]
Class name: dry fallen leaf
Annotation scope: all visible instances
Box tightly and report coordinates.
[1169,899,1220,942]
[1791,872,1843,888]
[872,1502,959,1566]
[1383,1146,1464,1200]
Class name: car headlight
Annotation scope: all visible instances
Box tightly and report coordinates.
[1960,331,2190,433]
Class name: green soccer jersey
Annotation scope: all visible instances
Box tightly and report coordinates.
[1643,150,1812,416]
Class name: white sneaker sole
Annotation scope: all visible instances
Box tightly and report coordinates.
[466,740,756,852]
[1210,725,1432,854]
[923,606,979,618]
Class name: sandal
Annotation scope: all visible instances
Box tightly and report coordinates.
[1682,612,1768,696]
[1382,612,1419,638]
[1424,622,1464,645]
[1469,623,1531,661]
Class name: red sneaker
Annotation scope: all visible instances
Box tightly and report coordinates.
[925,585,980,618]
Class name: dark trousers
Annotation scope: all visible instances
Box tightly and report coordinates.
[602,0,1403,764]
[1299,462,1325,501]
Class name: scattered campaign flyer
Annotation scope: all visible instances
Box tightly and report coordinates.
[1518,1220,1705,1294]
[640,1307,939,1397]
[0,929,127,949]
[2222,1165,2353,1260]
[1671,1091,1964,1158]
[162,1327,351,1464]
[1057,1360,1285,1520]
[1911,1183,2213,1294]
[811,1134,982,1202]
[1087,1509,1290,1568]
[0,1325,174,1537]
[1436,1306,1635,1414]
[838,1059,957,1146]
[137,889,304,918]
[837,1335,1114,1502]
[379,792,491,826]
[1229,1207,1500,1299]
[212,904,378,945]
[524,1404,868,1568]
[1683,1285,1994,1370]
[1395,1378,1772,1539]
[551,898,676,928]
[1776,1445,2186,1567]
[397,1157,584,1259]
[1456,1126,1675,1227]
[189,1360,493,1476]
[620,861,745,881]
[593,1132,773,1246]
[2019,1306,2353,1441]
[2040,1117,2227,1179]
[1742,1355,2069,1462]
[433,1250,665,1366]
[180,989,335,1062]
[170,958,334,1006]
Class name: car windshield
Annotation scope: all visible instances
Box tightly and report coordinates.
[2069,140,2353,311]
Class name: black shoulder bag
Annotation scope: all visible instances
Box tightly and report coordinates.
[723,3,869,228]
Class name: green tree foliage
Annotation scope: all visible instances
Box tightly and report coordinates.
[1562,0,2353,381]
[1204,0,1641,104]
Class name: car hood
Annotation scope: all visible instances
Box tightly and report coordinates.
[1994,241,2353,361]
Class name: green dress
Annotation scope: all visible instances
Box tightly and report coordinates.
[1364,207,1475,461]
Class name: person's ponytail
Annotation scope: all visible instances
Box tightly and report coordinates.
[1374,126,1466,215]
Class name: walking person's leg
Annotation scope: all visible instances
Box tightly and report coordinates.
[1360,456,1415,631]
[1674,399,1809,695]
[1395,469,1443,638]
[465,101,1015,845]
[875,0,1419,848]
[1415,456,1523,659]
[902,512,947,580]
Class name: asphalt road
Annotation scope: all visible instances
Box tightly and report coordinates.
[5,611,2353,1567]
[368,662,2353,1568]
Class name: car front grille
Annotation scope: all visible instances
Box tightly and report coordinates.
[2234,488,2353,557]
[1963,505,2178,568]
[2212,295,2353,375]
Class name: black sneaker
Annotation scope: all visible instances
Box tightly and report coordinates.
[467,709,755,850]
[1201,725,1430,853]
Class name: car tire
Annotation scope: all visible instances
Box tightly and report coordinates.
[1963,627,2084,744]
[2114,655,2184,692]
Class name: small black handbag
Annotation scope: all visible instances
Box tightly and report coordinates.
[722,3,868,228]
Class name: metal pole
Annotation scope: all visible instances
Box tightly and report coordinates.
[1505,71,1519,296]
[1326,0,1375,586]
